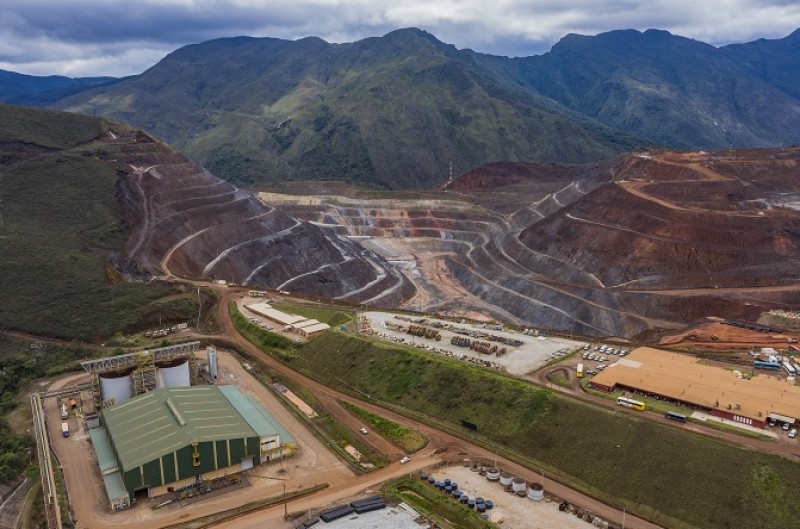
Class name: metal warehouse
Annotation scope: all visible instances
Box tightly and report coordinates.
[590,347,800,429]
[90,385,296,509]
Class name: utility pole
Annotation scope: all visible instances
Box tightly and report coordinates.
[196,287,201,329]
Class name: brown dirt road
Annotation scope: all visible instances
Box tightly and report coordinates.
[213,289,663,529]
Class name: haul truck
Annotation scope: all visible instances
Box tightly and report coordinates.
[61,422,69,437]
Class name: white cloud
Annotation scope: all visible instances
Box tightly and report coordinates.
[1,0,799,76]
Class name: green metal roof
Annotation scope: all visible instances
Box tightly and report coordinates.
[102,386,257,471]
[90,427,128,501]
[217,386,294,443]
[89,427,118,473]
[102,471,129,502]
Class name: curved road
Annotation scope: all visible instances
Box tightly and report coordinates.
[213,288,662,529]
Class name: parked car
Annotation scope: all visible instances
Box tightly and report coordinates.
[783,422,791,431]
[789,429,797,438]
[400,456,410,464]
[359,427,368,435]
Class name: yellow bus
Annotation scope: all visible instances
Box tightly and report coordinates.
[576,363,584,378]
[616,396,646,411]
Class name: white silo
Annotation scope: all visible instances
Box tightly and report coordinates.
[156,359,191,388]
[100,372,133,406]
[207,348,218,380]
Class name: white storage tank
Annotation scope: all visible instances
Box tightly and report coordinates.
[486,468,500,481]
[157,359,191,388]
[207,348,218,380]
[499,472,513,486]
[100,372,133,406]
[512,477,527,493]
[527,483,544,501]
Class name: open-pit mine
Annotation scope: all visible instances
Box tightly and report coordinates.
[256,149,800,338]
[110,131,800,338]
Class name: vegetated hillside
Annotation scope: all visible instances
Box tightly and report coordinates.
[261,330,800,529]
[53,27,800,189]
[0,69,117,107]
[478,28,800,150]
[53,29,636,189]
[0,104,205,340]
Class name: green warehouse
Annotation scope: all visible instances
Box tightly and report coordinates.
[89,385,295,510]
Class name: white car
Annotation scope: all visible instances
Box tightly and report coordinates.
[789,428,797,438]
[400,456,410,464]
[359,427,368,434]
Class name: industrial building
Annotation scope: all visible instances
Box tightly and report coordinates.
[590,347,800,428]
[245,303,331,336]
[90,385,296,509]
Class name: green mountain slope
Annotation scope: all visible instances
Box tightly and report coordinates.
[482,29,800,149]
[55,29,637,189]
[52,27,800,189]
[0,104,200,340]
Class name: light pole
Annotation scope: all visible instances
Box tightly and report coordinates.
[264,476,288,518]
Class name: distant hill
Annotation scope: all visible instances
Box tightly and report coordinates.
[52,27,800,188]
[477,29,800,150]
[0,69,118,107]
[53,29,637,189]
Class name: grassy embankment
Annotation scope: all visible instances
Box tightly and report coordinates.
[339,401,428,452]
[230,307,800,529]
[0,105,203,341]
[383,477,493,529]
[229,305,387,469]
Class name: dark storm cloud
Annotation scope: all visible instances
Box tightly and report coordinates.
[1,0,799,76]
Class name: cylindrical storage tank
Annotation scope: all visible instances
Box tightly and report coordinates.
[486,468,500,481]
[444,479,451,486]
[467,498,476,509]
[499,473,513,486]
[476,497,484,504]
[485,500,494,509]
[453,490,462,499]
[420,472,428,480]
[428,477,436,485]
[512,477,527,493]
[100,372,133,405]
[527,483,544,501]
[445,486,452,494]
[451,482,458,491]
[477,503,486,513]
[459,495,469,504]
[207,348,218,380]
[157,359,191,388]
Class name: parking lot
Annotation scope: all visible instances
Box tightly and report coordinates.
[362,311,585,376]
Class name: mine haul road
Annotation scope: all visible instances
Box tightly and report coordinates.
[211,288,664,529]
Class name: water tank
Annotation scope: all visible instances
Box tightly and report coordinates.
[100,372,133,405]
[499,473,513,486]
[157,359,191,388]
[486,468,500,481]
[512,477,527,493]
[527,483,544,501]
[207,348,218,380]
[420,472,428,480]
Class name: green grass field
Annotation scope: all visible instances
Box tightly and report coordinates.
[340,401,428,453]
[229,317,800,529]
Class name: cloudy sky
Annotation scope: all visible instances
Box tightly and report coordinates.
[2,0,800,77]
